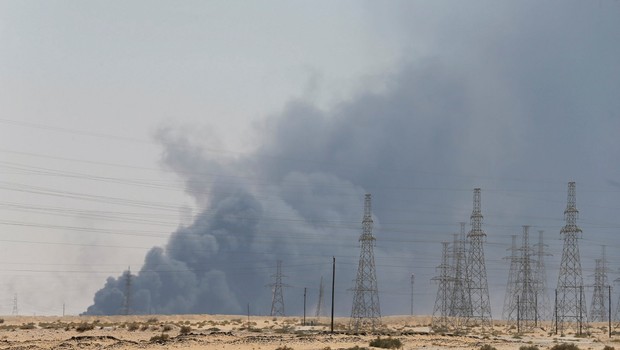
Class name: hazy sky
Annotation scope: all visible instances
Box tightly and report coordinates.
[1,1,619,317]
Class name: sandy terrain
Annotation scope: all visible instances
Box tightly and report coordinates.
[0,314,617,350]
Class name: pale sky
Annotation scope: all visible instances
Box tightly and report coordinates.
[0,1,619,317]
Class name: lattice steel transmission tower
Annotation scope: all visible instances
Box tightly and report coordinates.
[466,188,492,326]
[432,242,453,329]
[534,230,552,321]
[503,235,519,322]
[270,260,287,317]
[350,194,381,332]
[516,225,537,331]
[122,267,132,315]
[12,294,18,316]
[555,182,587,334]
[449,222,471,325]
[315,276,325,319]
[590,246,609,322]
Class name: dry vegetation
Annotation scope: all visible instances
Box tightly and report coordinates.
[0,315,616,350]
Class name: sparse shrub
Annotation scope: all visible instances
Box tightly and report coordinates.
[603,346,615,350]
[0,319,4,324]
[369,336,402,349]
[520,346,540,350]
[76,323,94,332]
[140,324,149,331]
[550,344,580,350]
[162,324,173,332]
[480,345,497,350]
[180,325,192,335]
[147,317,158,323]
[275,346,294,350]
[150,333,170,343]
[342,346,368,350]
[127,322,140,331]
[19,323,36,330]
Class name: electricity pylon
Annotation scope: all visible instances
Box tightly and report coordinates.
[503,235,519,322]
[12,294,18,316]
[269,260,287,317]
[466,188,492,326]
[534,230,552,321]
[350,194,381,332]
[449,222,471,326]
[432,241,453,329]
[590,246,609,322]
[315,276,325,319]
[122,267,132,315]
[555,182,588,335]
[516,225,537,331]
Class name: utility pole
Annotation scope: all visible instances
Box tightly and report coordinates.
[466,188,492,326]
[303,287,307,326]
[410,273,415,316]
[331,256,335,333]
[609,285,612,338]
[350,194,381,332]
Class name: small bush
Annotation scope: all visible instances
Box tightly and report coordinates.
[180,325,192,335]
[550,344,580,350]
[342,347,368,350]
[19,323,36,330]
[127,323,140,331]
[520,346,540,350]
[162,324,173,332]
[275,347,294,350]
[147,317,158,323]
[76,323,94,333]
[603,346,615,350]
[150,333,170,343]
[480,345,497,350]
[369,337,402,349]
[0,319,4,324]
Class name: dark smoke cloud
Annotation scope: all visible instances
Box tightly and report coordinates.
[85,2,620,316]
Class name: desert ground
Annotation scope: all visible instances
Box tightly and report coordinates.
[0,314,617,350]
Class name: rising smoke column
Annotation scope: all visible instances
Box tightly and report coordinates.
[83,61,476,315]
